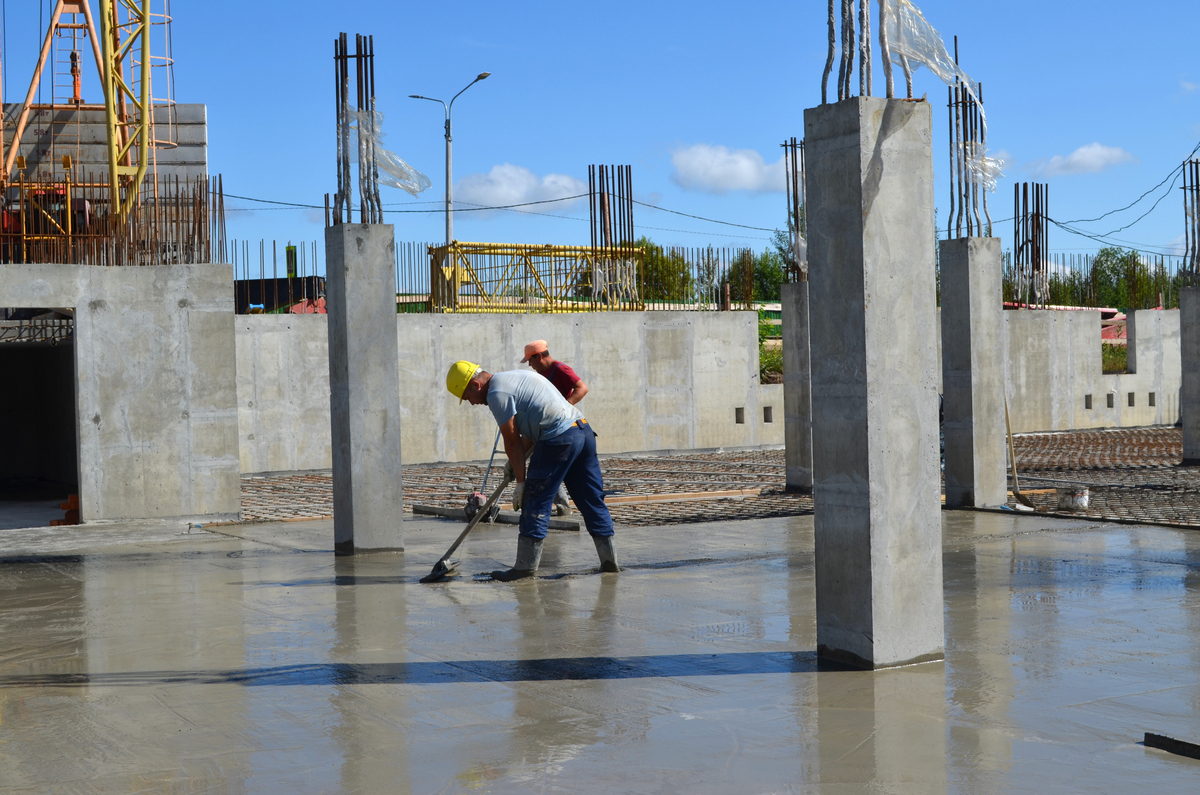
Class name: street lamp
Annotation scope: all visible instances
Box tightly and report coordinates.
[410,72,491,250]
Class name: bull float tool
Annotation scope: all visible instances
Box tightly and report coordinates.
[420,468,513,584]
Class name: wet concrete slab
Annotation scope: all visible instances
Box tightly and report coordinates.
[1,511,1199,792]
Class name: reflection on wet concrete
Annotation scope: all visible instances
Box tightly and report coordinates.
[2,513,1200,791]
[331,555,411,794]
[817,664,947,790]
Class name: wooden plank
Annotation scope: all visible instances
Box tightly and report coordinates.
[412,504,580,531]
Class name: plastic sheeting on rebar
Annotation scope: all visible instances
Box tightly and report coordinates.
[881,0,1003,190]
[352,111,432,197]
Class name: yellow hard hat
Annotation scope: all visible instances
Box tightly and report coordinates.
[446,360,482,402]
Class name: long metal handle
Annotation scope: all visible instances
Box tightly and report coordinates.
[479,427,503,492]
[436,471,512,565]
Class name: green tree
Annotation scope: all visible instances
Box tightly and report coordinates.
[636,236,694,303]
[753,248,786,301]
[720,246,788,305]
[1092,246,1144,311]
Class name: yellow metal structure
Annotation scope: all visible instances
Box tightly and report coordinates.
[99,0,152,216]
[2,0,158,217]
[429,241,644,313]
[2,0,105,181]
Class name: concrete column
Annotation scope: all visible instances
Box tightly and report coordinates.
[1183,287,1200,464]
[804,96,944,669]
[940,237,1007,507]
[782,280,813,493]
[326,223,404,554]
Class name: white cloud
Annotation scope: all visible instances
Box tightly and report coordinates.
[454,164,586,216]
[1182,80,1199,94]
[1038,143,1135,177]
[1166,234,1187,256]
[670,144,784,193]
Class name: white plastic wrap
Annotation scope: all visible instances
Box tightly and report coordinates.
[881,0,1003,190]
[967,150,1004,193]
[353,111,433,197]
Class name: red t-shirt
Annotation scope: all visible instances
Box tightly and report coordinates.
[542,361,581,399]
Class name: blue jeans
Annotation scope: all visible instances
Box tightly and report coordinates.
[519,423,614,541]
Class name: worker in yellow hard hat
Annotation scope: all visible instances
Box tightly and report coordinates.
[445,360,618,581]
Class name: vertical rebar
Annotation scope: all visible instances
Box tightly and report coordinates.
[878,0,893,98]
[838,0,852,100]
[859,0,871,98]
[953,84,964,238]
[979,83,992,235]
[822,0,836,103]
[969,94,982,236]
[947,86,955,239]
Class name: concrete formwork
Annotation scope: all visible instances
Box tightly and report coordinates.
[781,281,813,493]
[1183,287,1200,463]
[804,96,944,669]
[325,224,404,554]
[940,238,1007,508]
[0,263,240,522]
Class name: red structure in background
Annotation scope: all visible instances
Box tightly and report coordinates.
[289,298,327,314]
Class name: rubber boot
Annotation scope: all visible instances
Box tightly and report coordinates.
[553,483,571,517]
[490,536,543,582]
[592,535,620,573]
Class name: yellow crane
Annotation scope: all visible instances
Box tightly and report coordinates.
[2,0,162,216]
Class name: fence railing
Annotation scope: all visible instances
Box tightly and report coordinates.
[226,238,775,315]
[231,239,322,314]
[395,241,764,313]
[1001,251,1193,311]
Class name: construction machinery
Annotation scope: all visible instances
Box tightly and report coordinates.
[0,0,220,266]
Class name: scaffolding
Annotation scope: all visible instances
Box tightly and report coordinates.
[0,0,195,266]
[429,242,643,313]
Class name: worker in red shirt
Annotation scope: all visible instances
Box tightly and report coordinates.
[522,340,590,514]
[521,340,589,405]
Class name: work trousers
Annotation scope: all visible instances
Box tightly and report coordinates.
[519,423,614,541]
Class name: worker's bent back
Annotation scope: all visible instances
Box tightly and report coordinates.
[486,369,581,444]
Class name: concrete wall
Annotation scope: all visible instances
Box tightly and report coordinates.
[1003,309,1180,433]
[0,263,240,521]
[234,304,1183,475]
[235,312,784,472]
[236,315,332,473]
[4,104,207,183]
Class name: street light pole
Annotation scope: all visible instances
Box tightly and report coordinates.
[444,114,452,246]
[410,72,490,251]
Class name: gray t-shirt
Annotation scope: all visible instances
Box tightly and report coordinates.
[487,369,582,443]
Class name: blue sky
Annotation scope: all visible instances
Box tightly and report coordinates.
[5,1,1200,268]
